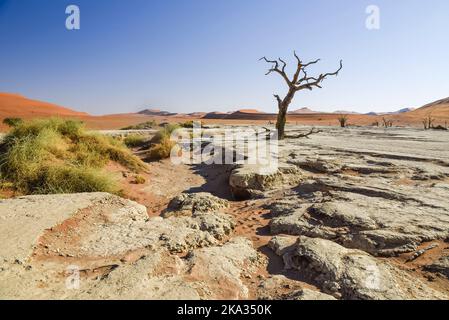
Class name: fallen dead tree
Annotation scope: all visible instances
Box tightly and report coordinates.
[285,128,323,139]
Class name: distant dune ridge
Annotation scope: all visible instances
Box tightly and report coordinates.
[420,97,449,109]
[289,107,318,114]
[137,109,178,116]
[1,92,449,131]
[395,107,416,113]
[333,110,360,115]
[236,109,265,114]
[365,107,416,116]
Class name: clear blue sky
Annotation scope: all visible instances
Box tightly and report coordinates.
[0,0,448,115]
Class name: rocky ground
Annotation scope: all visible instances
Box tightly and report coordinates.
[1,126,449,300]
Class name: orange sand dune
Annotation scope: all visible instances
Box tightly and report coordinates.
[0,93,88,118]
[408,98,449,119]
[0,93,165,131]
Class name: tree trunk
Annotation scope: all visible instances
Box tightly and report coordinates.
[276,106,287,139]
[275,89,295,140]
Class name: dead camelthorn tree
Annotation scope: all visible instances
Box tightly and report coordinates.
[382,117,393,128]
[338,115,348,128]
[260,51,342,139]
[422,113,435,130]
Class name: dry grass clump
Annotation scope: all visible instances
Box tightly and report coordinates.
[132,175,146,184]
[148,136,176,160]
[0,118,146,195]
[151,123,180,143]
[147,124,180,160]
[121,120,157,130]
[124,134,147,148]
[179,120,204,128]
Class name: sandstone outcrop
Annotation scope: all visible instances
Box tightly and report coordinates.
[162,192,229,218]
[229,164,301,199]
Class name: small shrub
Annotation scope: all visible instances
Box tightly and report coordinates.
[2,117,23,128]
[124,134,147,148]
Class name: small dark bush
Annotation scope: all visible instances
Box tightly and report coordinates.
[2,117,23,128]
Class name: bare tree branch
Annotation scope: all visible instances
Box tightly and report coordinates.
[260,57,291,86]
[293,51,300,63]
[273,94,282,106]
[295,59,343,91]
[292,51,302,83]
[278,58,287,73]
[302,59,321,68]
